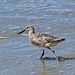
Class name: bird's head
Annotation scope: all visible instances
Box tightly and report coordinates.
[18,25,34,35]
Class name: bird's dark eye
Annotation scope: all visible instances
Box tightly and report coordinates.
[26,27,29,29]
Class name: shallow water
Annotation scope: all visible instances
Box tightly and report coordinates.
[0,0,75,75]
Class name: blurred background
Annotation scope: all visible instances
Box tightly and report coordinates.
[0,0,75,75]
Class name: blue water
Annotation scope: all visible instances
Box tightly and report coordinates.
[0,0,75,75]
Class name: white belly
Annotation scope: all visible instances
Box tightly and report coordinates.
[31,41,58,48]
[45,42,58,47]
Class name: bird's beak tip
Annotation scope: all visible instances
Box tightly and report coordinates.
[18,29,25,35]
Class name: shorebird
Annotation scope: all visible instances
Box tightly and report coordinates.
[18,25,65,61]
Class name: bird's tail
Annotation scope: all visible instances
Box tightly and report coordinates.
[57,38,65,42]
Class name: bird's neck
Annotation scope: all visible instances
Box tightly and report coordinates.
[29,29,35,34]
[29,29,35,39]
[29,30,35,41]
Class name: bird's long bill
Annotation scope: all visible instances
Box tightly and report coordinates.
[18,29,25,35]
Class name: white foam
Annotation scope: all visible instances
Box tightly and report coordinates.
[47,27,51,29]
[0,37,8,39]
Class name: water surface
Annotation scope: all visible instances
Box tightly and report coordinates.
[0,0,75,75]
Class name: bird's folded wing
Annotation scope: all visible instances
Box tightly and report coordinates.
[33,33,59,44]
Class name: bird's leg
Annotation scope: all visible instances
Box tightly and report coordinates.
[40,49,44,59]
[48,47,58,61]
